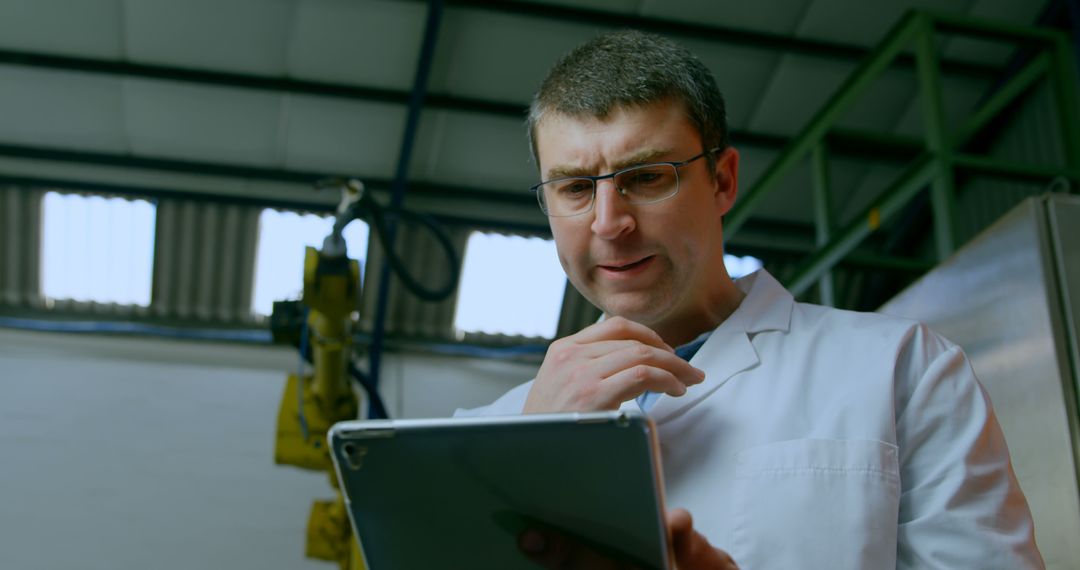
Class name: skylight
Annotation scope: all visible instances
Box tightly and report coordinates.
[251,209,370,317]
[725,254,764,279]
[453,232,566,339]
[40,191,157,307]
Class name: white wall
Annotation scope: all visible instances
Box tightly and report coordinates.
[0,327,536,570]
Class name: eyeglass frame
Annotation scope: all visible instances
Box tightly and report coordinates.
[529,147,722,217]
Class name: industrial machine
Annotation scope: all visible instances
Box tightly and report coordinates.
[881,193,1080,569]
[270,180,458,569]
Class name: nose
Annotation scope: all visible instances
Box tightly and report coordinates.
[590,180,636,240]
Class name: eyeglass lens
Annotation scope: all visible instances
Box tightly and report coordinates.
[540,163,678,216]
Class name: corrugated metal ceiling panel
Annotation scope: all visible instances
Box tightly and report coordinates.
[642,0,814,34]
[281,94,406,175]
[797,0,976,46]
[427,9,600,103]
[124,0,294,75]
[124,79,284,166]
[0,67,126,151]
[0,0,122,59]
[287,0,426,90]
[411,110,535,192]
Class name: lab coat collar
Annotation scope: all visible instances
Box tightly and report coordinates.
[626,269,794,424]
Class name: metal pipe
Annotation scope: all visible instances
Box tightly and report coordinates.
[366,0,445,418]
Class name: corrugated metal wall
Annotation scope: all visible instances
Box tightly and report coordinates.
[358,221,470,341]
[151,198,260,324]
[555,283,602,338]
[0,187,42,309]
[956,82,1070,244]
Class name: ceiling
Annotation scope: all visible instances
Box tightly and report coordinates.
[0,0,1061,257]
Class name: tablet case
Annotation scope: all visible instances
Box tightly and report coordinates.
[328,410,670,569]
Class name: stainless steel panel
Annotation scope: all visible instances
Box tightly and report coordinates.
[880,195,1080,569]
[1047,197,1080,419]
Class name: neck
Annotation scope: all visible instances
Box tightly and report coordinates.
[652,275,745,347]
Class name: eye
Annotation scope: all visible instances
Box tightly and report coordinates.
[631,171,662,184]
[622,166,672,188]
[555,179,593,196]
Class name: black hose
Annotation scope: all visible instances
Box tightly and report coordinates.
[297,339,390,419]
[358,192,460,301]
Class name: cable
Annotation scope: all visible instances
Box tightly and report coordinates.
[296,308,311,439]
[320,178,460,302]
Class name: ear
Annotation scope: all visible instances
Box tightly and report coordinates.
[712,147,739,216]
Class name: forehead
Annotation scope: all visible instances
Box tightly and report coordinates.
[534,101,699,177]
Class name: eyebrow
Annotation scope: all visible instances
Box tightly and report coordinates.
[544,147,674,181]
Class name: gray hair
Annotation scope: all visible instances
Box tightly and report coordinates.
[526,29,729,173]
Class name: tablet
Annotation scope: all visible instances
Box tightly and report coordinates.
[328,410,671,569]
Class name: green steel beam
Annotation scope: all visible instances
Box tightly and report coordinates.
[1049,35,1080,173]
[953,52,1050,148]
[811,142,836,306]
[435,0,1001,78]
[728,10,1076,299]
[915,14,958,261]
[953,153,1080,182]
[728,242,935,274]
[930,10,1064,44]
[788,154,938,296]
[726,10,923,237]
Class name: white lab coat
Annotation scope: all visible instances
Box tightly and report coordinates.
[459,270,1043,569]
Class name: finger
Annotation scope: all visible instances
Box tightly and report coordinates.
[596,365,688,403]
[579,346,705,406]
[572,316,673,351]
[519,529,629,570]
[588,343,706,384]
[666,509,739,570]
[667,508,693,535]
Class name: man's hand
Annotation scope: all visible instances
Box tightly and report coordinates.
[517,508,738,569]
[667,508,739,569]
[524,317,706,413]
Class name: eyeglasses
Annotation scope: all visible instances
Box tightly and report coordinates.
[530,148,720,217]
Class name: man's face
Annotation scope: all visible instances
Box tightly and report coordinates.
[534,101,739,337]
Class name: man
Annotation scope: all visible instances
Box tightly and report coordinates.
[460,30,1042,568]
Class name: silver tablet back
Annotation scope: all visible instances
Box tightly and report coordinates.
[328,411,670,569]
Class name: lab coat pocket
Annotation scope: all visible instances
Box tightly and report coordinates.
[730,438,899,570]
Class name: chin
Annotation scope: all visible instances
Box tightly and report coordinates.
[599,295,670,327]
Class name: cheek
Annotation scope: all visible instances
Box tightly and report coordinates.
[551,222,585,263]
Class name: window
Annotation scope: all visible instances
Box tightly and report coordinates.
[453,232,566,339]
[40,191,156,306]
[725,254,763,279]
[251,209,370,317]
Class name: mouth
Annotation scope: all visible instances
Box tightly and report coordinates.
[598,255,654,272]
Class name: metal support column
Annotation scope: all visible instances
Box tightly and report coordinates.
[953,52,1050,148]
[915,15,958,260]
[367,0,445,418]
[724,11,922,237]
[788,155,938,296]
[1050,34,1080,181]
[811,143,836,306]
